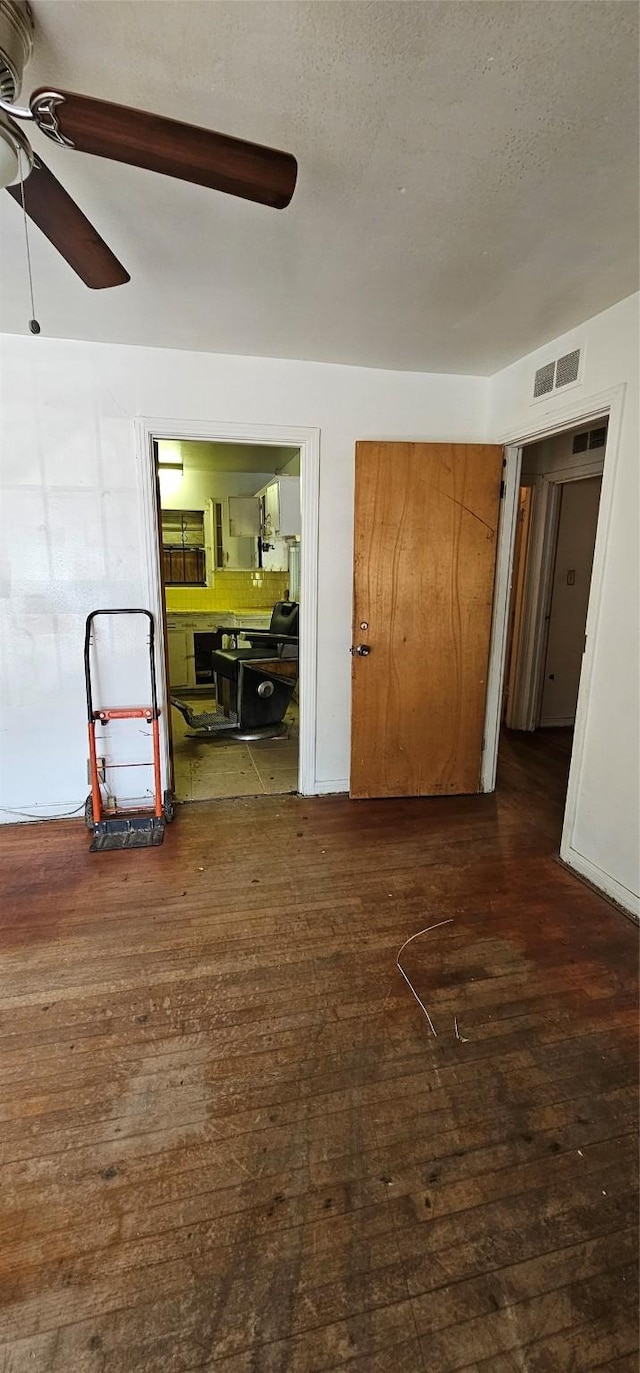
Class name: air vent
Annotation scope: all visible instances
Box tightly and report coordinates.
[533,361,555,398]
[572,423,607,455]
[555,349,581,388]
[532,345,583,401]
[589,425,607,449]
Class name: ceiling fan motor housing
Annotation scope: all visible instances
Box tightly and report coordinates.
[0,0,33,101]
[0,0,295,286]
[0,0,32,187]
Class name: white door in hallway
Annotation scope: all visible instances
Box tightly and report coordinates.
[540,475,602,727]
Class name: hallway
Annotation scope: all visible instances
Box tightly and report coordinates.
[1,733,637,1372]
[497,726,574,829]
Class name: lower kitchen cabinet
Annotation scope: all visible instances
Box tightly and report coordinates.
[193,630,223,686]
[165,613,272,692]
[167,626,194,690]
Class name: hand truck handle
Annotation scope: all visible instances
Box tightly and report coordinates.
[84,609,159,722]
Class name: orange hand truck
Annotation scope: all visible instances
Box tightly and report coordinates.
[84,609,174,851]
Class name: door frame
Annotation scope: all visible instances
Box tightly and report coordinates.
[481,383,627,893]
[503,484,534,726]
[136,415,320,798]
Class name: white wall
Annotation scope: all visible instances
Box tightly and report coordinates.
[159,466,266,509]
[0,335,487,817]
[488,293,640,912]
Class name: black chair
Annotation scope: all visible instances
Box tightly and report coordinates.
[212,601,299,717]
[172,655,297,741]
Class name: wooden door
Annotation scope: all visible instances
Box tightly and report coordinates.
[350,442,503,799]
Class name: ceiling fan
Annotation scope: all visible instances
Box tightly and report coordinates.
[0,0,297,290]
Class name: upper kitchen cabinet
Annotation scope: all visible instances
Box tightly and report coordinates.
[206,497,258,571]
[161,510,206,586]
[228,497,261,539]
[257,476,301,540]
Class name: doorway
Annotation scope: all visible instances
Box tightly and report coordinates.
[497,418,607,837]
[138,417,322,801]
[157,438,301,802]
[503,421,606,732]
[157,439,302,801]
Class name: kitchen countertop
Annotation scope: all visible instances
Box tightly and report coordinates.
[166,608,273,621]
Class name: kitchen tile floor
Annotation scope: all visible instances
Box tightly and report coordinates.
[170,695,299,802]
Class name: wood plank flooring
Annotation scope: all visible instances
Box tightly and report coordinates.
[0,731,637,1372]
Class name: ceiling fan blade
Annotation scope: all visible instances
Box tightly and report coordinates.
[6,156,129,289]
[30,88,298,209]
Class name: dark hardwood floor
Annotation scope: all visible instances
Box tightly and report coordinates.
[0,731,637,1372]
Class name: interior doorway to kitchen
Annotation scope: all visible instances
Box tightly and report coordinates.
[153,437,302,803]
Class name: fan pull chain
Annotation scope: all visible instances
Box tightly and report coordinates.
[18,154,40,335]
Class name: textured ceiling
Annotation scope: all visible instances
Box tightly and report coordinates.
[0,0,637,373]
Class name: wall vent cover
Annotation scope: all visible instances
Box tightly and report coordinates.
[532,346,583,400]
[572,422,607,455]
[533,361,555,397]
[555,349,581,388]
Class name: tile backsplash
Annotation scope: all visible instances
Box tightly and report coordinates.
[165,571,289,614]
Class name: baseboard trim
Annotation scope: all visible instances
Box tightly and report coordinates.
[310,779,349,796]
[0,802,84,825]
[560,844,639,920]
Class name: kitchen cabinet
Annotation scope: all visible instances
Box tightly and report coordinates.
[166,613,274,692]
[261,540,288,573]
[163,547,206,586]
[228,496,260,538]
[257,476,301,539]
[208,498,257,570]
[193,629,224,686]
[166,625,194,689]
[263,482,280,539]
[161,510,206,586]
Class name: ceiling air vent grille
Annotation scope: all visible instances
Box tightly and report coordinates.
[555,349,581,388]
[533,361,555,398]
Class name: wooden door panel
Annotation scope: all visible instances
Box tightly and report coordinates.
[350,442,503,799]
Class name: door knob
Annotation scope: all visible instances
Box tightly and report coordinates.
[351,644,371,656]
